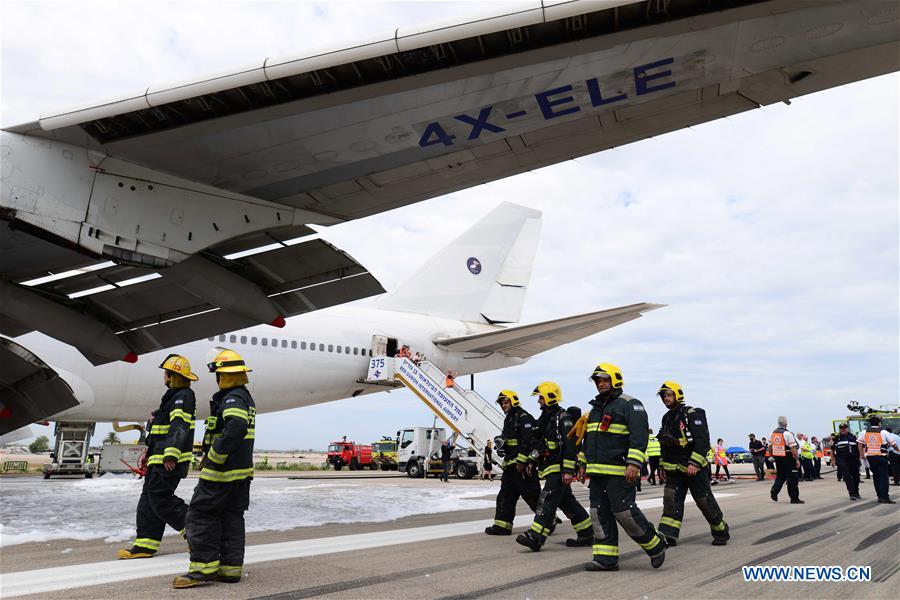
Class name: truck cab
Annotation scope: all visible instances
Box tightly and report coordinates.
[397,426,478,479]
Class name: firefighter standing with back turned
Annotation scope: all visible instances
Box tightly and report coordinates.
[485,390,542,535]
[655,381,729,548]
[174,349,256,588]
[516,382,594,551]
[580,363,665,571]
[118,354,197,559]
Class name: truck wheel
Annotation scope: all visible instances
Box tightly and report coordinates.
[455,462,469,479]
[334,463,343,471]
[407,461,423,478]
[350,458,359,471]
[369,462,378,470]
[380,465,390,471]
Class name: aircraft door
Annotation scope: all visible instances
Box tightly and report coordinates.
[371,335,398,358]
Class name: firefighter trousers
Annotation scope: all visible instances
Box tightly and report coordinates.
[589,474,664,567]
[658,470,727,541]
[133,464,188,553]
[529,472,591,542]
[492,464,540,531]
[185,478,251,579]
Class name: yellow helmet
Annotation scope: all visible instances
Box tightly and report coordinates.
[591,362,623,389]
[158,354,199,381]
[531,381,562,406]
[496,390,520,408]
[658,381,684,403]
[207,348,252,373]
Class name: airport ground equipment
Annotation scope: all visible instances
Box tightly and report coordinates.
[395,425,479,479]
[42,421,95,479]
[833,402,900,436]
[327,437,375,470]
[365,356,504,474]
[371,436,399,471]
[98,443,147,475]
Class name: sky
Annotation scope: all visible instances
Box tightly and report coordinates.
[2,1,898,452]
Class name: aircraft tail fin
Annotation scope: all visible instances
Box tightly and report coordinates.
[377,202,541,324]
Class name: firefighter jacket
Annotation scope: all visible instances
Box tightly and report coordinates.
[658,404,711,472]
[200,386,256,483]
[833,432,859,457]
[529,405,578,478]
[146,388,196,468]
[500,407,537,468]
[581,389,649,477]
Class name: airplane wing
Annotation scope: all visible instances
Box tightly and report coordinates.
[433,302,664,358]
[2,0,897,363]
[6,0,898,221]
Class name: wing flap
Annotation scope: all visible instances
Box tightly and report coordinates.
[0,337,80,434]
[434,303,664,358]
[16,238,385,364]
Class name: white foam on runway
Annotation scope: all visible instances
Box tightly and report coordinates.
[0,476,496,547]
[0,492,737,597]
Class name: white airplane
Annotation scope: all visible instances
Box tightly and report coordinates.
[6,202,660,424]
[2,0,898,432]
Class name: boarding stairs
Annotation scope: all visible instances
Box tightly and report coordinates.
[363,357,504,460]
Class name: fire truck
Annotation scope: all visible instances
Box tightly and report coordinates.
[832,402,900,436]
[371,436,399,471]
[326,437,375,470]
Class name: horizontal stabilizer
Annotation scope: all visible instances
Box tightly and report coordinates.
[434,303,664,358]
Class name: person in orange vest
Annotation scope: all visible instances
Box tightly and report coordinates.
[769,416,803,503]
[762,437,773,470]
[858,415,899,503]
[444,370,455,389]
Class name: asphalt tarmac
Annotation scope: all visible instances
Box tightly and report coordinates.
[2,472,897,599]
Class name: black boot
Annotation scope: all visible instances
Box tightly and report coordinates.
[650,549,666,569]
[585,560,619,571]
[711,523,730,546]
[484,525,511,536]
[515,530,544,552]
[565,532,594,547]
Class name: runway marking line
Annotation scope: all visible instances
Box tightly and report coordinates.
[1,492,737,597]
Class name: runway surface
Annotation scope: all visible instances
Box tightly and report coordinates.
[1,473,897,599]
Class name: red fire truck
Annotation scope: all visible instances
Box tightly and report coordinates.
[327,437,375,470]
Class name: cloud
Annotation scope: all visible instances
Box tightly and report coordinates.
[2,3,897,451]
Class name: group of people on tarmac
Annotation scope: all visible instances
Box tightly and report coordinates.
[484,362,729,572]
[117,348,257,589]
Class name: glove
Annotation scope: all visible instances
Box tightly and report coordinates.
[567,415,588,445]
[624,464,640,483]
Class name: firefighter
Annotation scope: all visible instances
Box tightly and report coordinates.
[516,382,593,551]
[173,349,256,588]
[118,354,197,559]
[581,363,665,571]
[655,381,729,548]
[485,390,542,535]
